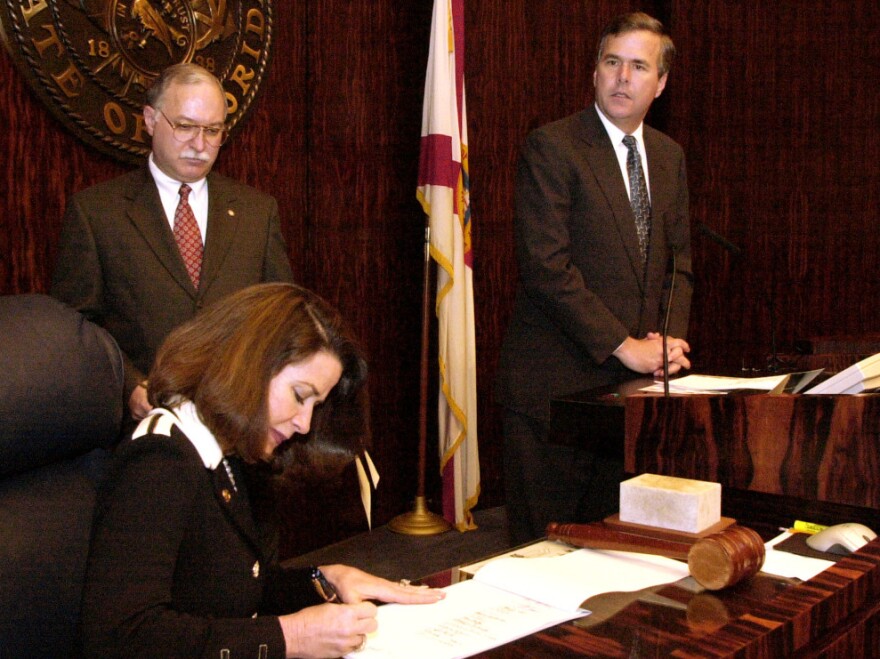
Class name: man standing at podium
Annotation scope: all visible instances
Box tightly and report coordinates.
[496,12,693,543]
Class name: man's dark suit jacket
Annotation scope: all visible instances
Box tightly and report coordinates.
[496,106,693,421]
[51,167,294,399]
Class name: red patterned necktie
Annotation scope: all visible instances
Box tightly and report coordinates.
[173,183,203,289]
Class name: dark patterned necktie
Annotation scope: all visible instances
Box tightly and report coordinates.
[623,135,651,263]
[173,183,203,289]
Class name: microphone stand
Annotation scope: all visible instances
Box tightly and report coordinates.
[699,222,785,373]
[662,250,677,397]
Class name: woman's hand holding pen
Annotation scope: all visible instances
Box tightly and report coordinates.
[279,600,378,658]
[279,565,445,657]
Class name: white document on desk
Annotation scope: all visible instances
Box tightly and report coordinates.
[763,532,835,581]
[348,548,689,659]
[639,373,790,393]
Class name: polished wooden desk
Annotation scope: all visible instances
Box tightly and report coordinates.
[420,534,880,657]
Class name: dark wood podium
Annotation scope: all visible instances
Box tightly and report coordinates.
[624,391,880,531]
[552,383,880,530]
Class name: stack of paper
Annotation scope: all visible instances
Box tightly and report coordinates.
[640,370,824,395]
[804,353,880,394]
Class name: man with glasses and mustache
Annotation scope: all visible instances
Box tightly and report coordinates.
[52,63,293,430]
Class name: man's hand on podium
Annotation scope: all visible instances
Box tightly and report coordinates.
[613,332,691,378]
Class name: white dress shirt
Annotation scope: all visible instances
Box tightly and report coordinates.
[149,154,209,243]
[594,103,651,203]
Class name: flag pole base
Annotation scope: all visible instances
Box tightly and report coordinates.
[387,496,451,535]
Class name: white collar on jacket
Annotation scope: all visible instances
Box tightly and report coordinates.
[133,400,222,470]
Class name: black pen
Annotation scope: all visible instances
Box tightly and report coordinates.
[310,566,341,603]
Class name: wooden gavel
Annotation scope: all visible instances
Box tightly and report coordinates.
[546,521,765,591]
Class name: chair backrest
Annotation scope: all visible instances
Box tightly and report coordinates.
[0,294,124,658]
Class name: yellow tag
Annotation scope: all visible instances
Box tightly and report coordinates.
[793,520,827,534]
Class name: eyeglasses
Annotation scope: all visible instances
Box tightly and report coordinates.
[157,110,228,147]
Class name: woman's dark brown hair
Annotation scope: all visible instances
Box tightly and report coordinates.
[147,283,369,477]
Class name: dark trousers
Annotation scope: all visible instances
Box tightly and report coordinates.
[503,409,623,546]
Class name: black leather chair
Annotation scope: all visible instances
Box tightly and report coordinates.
[0,294,124,658]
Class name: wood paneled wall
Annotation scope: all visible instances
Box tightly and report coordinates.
[669,1,880,372]
[3,1,879,556]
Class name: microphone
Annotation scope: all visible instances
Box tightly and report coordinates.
[697,223,785,372]
[697,222,742,257]
[662,249,677,397]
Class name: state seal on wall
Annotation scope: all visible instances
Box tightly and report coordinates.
[0,1,273,164]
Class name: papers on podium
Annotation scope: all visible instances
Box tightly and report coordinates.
[639,370,824,395]
[639,373,789,394]
[804,352,880,394]
[347,545,689,659]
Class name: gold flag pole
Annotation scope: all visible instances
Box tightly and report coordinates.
[388,225,451,535]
